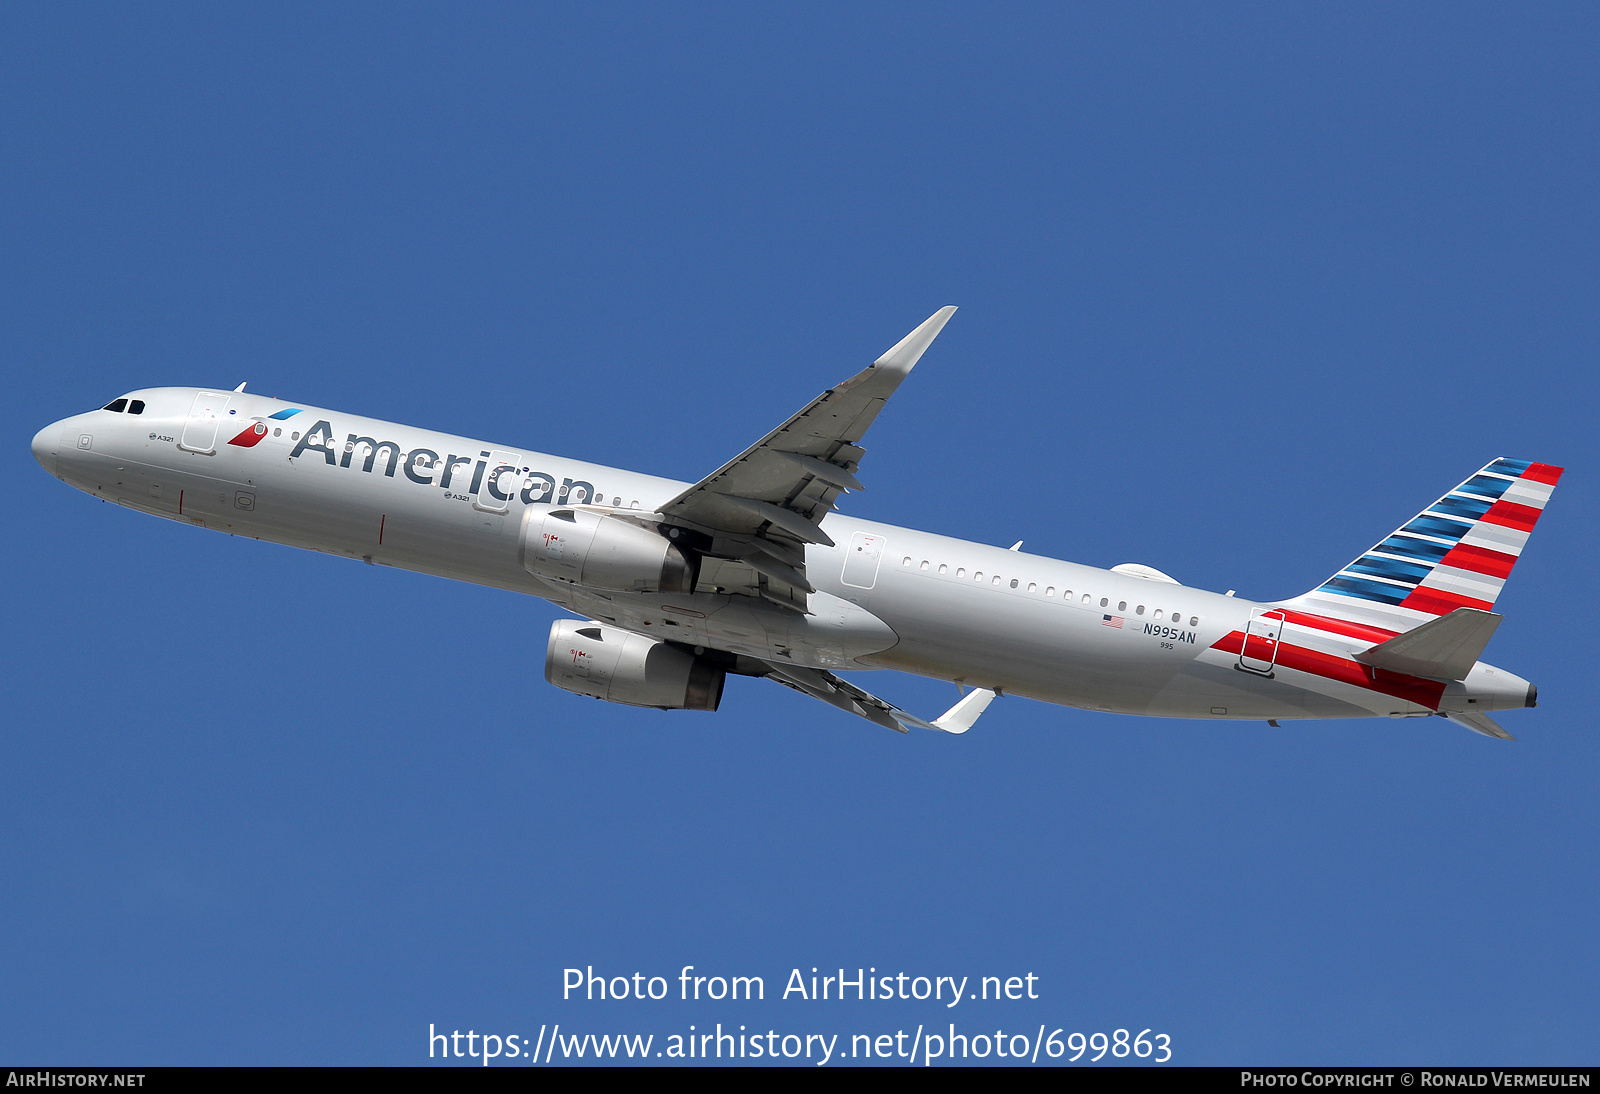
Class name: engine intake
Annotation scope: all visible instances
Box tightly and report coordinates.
[521,507,698,594]
[545,620,724,711]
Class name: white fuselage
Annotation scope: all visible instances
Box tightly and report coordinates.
[33,388,1534,724]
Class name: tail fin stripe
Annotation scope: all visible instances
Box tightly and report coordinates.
[1523,462,1563,485]
[1430,495,1496,521]
[1440,543,1517,579]
[1480,500,1543,532]
[1322,575,1409,604]
[1457,474,1516,499]
[1377,536,1453,562]
[1345,556,1433,583]
[1490,457,1533,475]
[1421,566,1503,600]
[1404,514,1474,541]
[1401,587,1494,615]
[1501,478,1556,506]
[1460,522,1529,555]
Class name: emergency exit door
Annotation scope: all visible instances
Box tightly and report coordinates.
[178,392,231,454]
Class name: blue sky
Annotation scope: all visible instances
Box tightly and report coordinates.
[2,3,1595,1066]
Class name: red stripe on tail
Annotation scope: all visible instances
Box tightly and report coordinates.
[1480,499,1542,532]
[1438,542,1517,579]
[1401,587,1495,615]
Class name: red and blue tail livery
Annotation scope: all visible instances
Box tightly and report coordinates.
[1285,458,1562,632]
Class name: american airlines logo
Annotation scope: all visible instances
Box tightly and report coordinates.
[285,419,603,506]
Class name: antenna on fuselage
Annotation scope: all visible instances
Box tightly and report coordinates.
[233,382,247,392]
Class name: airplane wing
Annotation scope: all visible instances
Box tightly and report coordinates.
[757,659,996,734]
[657,307,958,609]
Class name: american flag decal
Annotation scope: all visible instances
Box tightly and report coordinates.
[1102,614,1124,629]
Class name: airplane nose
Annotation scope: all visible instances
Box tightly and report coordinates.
[32,422,59,476]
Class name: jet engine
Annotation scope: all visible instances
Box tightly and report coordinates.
[521,506,698,594]
[545,619,725,711]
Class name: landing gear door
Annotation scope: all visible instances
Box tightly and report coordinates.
[474,451,522,514]
[178,392,231,454]
[1239,609,1286,675]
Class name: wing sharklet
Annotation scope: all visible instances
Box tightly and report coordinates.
[931,687,998,734]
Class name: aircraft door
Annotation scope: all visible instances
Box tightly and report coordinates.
[474,451,522,514]
[841,531,885,589]
[1239,609,1286,675]
[178,392,231,454]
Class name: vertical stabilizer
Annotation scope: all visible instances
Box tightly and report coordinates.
[1280,458,1562,633]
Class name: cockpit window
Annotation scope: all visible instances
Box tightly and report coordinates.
[103,398,128,413]
[127,400,145,414]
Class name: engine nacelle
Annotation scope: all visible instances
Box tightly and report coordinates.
[520,506,698,594]
[545,620,724,711]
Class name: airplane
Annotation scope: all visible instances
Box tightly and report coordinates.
[31,307,1560,740]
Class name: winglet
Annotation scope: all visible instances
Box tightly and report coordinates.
[873,306,958,377]
[931,687,997,734]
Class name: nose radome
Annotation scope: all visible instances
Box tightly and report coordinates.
[31,422,59,476]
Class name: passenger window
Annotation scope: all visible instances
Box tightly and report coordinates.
[1082,594,1090,603]
[1189,616,1198,626]
[103,398,128,413]
[1027,582,1036,593]
[938,564,948,575]
[1045,586,1055,597]
[956,568,965,578]
[1062,589,1071,600]
[1118,601,1127,612]
[1136,605,1145,615]
[1100,597,1109,607]
[920,560,929,570]
[902,556,912,566]
[128,400,145,414]
[1153,609,1163,620]
[993,575,1002,586]
[974,571,983,581]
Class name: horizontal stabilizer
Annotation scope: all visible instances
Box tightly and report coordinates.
[931,687,997,734]
[1446,711,1515,741]
[1353,607,1501,681]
